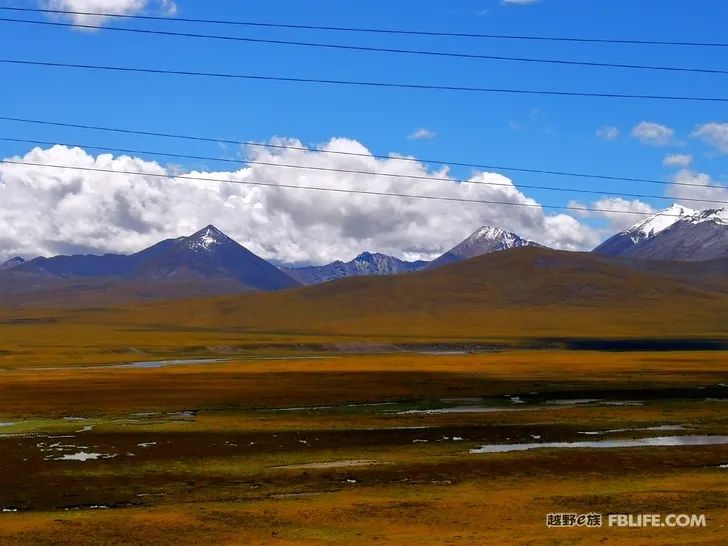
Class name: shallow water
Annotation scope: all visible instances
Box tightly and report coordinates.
[399,406,524,415]
[31,355,339,371]
[545,398,602,405]
[470,435,728,454]
[112,358,228,369]
[56,451,108,461]
[578,425,686,436]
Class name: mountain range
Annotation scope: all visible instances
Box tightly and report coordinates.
[0,226,298,303]
[73,246,728,341]
[0,223,542,305]
[1,204,726,306]
[287,225,533,284]
[288,252,426,285]
[594,204,728,261]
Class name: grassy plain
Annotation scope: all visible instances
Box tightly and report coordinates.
[1,349,728,545]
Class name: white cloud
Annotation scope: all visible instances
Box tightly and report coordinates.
[631,121,675,146]
[663,153,693,167]
[666,168,728,204]
[693,122,728,154]
[407,128,436,140]
[596,126,619,141]
[569,197,655,232]
[159,0,177,15]
[42,0,177,27]
[0,140,602,264]
[502,0,540,4]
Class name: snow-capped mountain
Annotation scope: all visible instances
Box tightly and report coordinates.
[128,225,300,289]
[593,204,695,257]
[424,226,542,269]
[594,205,728,261]
[0,256,26,270]
[8,225,299,291]
[290,251,427,285]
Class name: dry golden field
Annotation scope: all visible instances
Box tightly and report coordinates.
[1,348,728,545]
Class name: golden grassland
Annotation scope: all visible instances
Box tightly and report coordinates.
[1,350,728,414]
[2,291,727,370]
[1,350,728,544]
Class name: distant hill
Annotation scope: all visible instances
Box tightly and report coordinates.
[594,204,727,261]
[120,247,728,340]
[425,226,542,269]
[289,251,427,285]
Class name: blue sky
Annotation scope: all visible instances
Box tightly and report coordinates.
[0,0,727,263]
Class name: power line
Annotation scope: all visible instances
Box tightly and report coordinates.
[3,136,726,206]
[4,58,728,103]
[0,158,697,218]
[2,16,727,76]
[2,115,726,191]
[2,6,727,48]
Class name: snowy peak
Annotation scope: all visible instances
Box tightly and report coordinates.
[462,225,528,249]
[594,204,728,261]
[182,225,234,254]
[353,252,398,268]
[291,251,426,284]
[132,224,299,289]
[683,207,728,226]
[425,225,541,269]
[624,204,696,243]
[0,256,25,270]
[350,252,418,275]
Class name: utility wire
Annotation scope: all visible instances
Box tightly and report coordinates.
[2,136,725,206]
[1,16,727,76]
[1,115,725,191]
[3,58,728,103]
[0,159,699,218]
[2,6,727,48]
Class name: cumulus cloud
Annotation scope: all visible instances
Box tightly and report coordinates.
[666,168,728,205]
[568,197,655,233]
[663,153,692,167]
[693,122,728,154]
[42,0,177,27]
[407,128,436,141]
[631,121,674,146]
[596,126,619,141]
[0,140,601,264]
